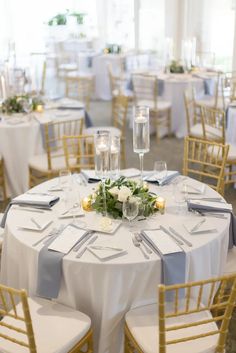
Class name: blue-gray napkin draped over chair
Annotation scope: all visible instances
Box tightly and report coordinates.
[203,78,215,96]
[187,200,236,248]
[141,231,186,300]
[126,78,164,96]
[36,233,65,299]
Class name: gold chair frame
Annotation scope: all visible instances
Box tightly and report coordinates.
[29,118,84,187]
[183,136,229,195]
[63,134,95,173]
[0,284,93,353]
[0,157,7,201]
[125,273,236,353]
[132,73,171,142]
[65,75,94,111]
[184,88,201,136]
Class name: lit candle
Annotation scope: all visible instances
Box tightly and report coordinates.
[155,196,166,214]
[36,104,43,113]
[82,196,93,211]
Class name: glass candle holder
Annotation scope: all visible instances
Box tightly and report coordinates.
[155,196,166,214]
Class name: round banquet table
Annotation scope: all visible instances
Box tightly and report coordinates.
[0,176,230,353]
[0,108,84,198]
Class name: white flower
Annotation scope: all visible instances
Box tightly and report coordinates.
[118,186,132,202]
[109,186,119,197]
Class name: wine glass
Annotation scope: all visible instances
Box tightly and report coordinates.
[133,106,150,185]
[95,130,111,216]
[154,161,167,183]
[173,181,188,214]
[123,196,139,229]
[110,135,120,180]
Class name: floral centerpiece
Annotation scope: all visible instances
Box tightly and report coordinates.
[1,95,44,114]
[91,177,159,219]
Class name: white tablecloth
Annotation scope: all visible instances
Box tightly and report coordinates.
[226,106,236,144]
[0,177,230,353]
[0,108,84,198]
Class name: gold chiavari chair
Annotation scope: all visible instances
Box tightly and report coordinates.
[125,273,236,353]
[65,74,94,111]
[184,89,202,138]
[222,71,236,103]
[29,118,84,187]
[83,95,129,167]
[63,134,95,173]
[0,155,7,201]
[132,74,172,142]
[200,106,236,187]
[182,136,229,196]
[0,284,93,353]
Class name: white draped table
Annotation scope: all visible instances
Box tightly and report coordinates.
[0,176,230,353]
[0,108,84,198]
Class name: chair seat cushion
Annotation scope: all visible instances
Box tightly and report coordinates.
[58,63,78,71]
[208,143,236,161]
[138,99,171,111]
[84,126,121,137]
[0,296,91,353]
[125,302,218,353]
[196,96,225,110]
[29,151,70,173]
[190,123,203,138]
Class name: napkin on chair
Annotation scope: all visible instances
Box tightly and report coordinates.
[142,229,186,300]
[187,199,236,248]
[0,193,60,228]
[36,225,91,299]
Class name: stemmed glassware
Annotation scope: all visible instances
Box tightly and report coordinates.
[59,169,71,205]
[154,161,167,183]
[133,106,150,185]
[110,135,120,180]
[122,196,139,229]
[95,130,111,216]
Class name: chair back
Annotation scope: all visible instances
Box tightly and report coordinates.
[63,134,95,172]
[183,136,229,195]
[200,105,225,143]
[44,118,84,171]
[107,63,125,97]
[184,88,200,135]
[132,74,158,109]
[0,157,7,200]
[113,95,129,137]
[222,71,236,102]
[65,76,94,111]
[158,273,236,353]
[0,284,36,353]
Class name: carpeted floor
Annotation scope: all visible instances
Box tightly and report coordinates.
[0,99,236,351]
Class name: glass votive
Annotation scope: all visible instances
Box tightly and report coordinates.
[81,196,93,212]
[155,196,166,214]
[36,104,43,113]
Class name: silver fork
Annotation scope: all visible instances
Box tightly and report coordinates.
[32,226,58,247]
[134,233,152,254]
[132,235,149,259]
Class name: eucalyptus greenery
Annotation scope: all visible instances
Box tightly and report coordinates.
[1,95,44,114]
[48,11,86,26]
[92,177,158,219]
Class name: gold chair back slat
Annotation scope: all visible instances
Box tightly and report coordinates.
[0,158,7,200]
[0,284,37,353]
[63,134,95,173]
[200,105,225,144]
[184,88,200,135]
[65,76,94,111]
[183,136,229,195]
[158,274,236,353]
[132,74,157,108]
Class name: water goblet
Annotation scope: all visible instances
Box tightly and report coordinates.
[59,169,71,205]
[154,161,167,183]
[123,196,139,229]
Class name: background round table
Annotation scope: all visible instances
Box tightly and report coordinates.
[0,176,230,353]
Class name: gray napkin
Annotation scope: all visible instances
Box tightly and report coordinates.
[142,231,186,300]
[36,226,90,299]
[187,201,236,248]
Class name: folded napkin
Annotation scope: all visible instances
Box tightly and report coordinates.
[87,241,127,261]
[187,200,236,248]
[81,168,140,182]
[0,194,59,228]
[36,225,90,298]
[183,218,216,234]
[144,170,179,185]
[142,229,186,300]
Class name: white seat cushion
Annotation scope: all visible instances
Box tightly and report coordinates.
[0,296,91,353]
[190,123,203,138]
[58,63,78,71]
[208,143,236,161]
[29,152,69,173]
[196,96,225,110]
[138,99,171,111]
[125,302,219,353]
[84,126,121,137]
[224,247,236,273]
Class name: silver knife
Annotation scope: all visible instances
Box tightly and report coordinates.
[169,227,193,247]
[159,225,184,246]
[76,235,98,258]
